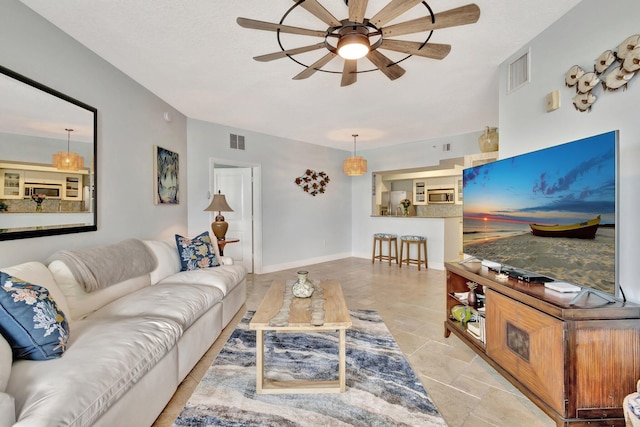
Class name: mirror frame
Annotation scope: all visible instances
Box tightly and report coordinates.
[0,64,98,241]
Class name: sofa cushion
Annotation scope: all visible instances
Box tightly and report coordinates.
[7,315,181,426]
[0,273,69,360]
[1,262,70,321]
[144,239,181,285]
[49,260,150,321]
[0,393,15,426]
[90,282,224,331]
[0,336,11,392]
[157,264,247,296]
[175,232,220,271]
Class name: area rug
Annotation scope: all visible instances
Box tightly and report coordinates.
[173,310,447,427]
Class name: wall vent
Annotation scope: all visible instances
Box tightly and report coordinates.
[508,49,530,93]
[230,134,245,150]
[442,143,451,152]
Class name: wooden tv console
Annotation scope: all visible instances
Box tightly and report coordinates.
[444,261,640,427]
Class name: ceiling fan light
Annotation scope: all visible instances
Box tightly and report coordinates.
[337,33,370,60]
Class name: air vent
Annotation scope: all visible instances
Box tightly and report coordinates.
[443,143,451,152]
[230,134,245,150]
[508,49,530,93]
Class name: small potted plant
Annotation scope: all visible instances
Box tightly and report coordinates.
[400,198,411,216]
[0,201,7,212]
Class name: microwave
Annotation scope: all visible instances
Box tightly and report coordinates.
[24,183,62,199]
[427,189,455,204]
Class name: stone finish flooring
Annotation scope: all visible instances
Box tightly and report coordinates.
[153,257,555,427]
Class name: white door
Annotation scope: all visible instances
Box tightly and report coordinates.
[212,167,253,273]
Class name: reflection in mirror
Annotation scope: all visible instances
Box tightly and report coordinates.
[0,65,97,241]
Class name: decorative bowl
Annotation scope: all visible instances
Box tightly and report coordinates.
[462,259,482,274]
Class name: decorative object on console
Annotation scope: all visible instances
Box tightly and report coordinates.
[292,270,315,298]
[0,272,69,360]
[477,126,499,152]
[237,1,480,87]
[566,34,640,112]
[466,281,478,307]
[294,169,330,196]
[153,145,179,204]
[343,134,367,176]
[52,128,84,171]
[175,231,221,271]
[204,190,234,240]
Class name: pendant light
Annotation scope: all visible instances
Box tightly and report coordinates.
[52,128,84,171]
[343,134,367,176]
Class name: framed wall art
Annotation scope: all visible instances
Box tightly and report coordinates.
[154,145,179,204]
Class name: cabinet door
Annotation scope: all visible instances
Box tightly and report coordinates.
[486,290,566,416]
[413,180,426,205]
[1,169,24,199]
[63,175,82,200]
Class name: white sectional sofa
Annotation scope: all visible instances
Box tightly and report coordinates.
[0,237,247,427]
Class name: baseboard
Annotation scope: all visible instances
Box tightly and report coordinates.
[259,253,444,274]
[259,252,352,274]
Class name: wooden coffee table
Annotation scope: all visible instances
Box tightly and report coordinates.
[249,279,352,394]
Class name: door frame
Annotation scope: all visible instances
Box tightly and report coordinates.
[209,157,263,274]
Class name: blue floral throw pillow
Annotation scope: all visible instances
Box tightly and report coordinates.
[175,231,221,271]
[0,272,70,360]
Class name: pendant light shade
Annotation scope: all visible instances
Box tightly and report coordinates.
[343,134,367,176]
[52,128,84,171]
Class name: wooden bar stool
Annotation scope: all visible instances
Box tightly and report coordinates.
[371,233,398,265]
[399,235,428,270]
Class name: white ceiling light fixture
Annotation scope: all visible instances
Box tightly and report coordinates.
[343,134,367,176]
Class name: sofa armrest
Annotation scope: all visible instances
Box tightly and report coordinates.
[637,379,640,393]
[219,256,234,265]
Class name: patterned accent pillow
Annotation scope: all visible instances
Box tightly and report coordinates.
[0,272,70,360]
[175,231,221,271]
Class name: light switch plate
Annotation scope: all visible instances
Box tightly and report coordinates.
[546,90,560,112]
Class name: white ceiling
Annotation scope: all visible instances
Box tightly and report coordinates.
[20,0,581,151]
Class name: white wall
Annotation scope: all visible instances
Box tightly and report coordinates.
[351,131,482,268]
[0,0,187,267]
[187,118,352,272]
[498,0,640,302]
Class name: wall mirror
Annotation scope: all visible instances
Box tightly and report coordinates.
[0,65,97,241]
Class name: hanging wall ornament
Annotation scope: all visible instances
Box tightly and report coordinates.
[594,50,615,74]
[565,65,584,87]
[602,66,635,91]
[577,72,600,93]
[294,169,330,196]
[622,46,640,73]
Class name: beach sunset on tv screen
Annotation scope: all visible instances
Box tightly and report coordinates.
[463,131,617,295]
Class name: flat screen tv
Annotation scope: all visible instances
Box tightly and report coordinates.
[462,130,618,299]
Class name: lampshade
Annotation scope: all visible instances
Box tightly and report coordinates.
[337,33,370,60]
[52,128,84,171]
[478,126,499,152]
[204,190,234,240]
[343,134,367,176]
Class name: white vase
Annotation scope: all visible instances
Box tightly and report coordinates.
[292,270,314,298]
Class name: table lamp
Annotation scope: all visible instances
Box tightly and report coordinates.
[204,190,234,240]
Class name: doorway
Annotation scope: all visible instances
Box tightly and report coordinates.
[210,158,262,274]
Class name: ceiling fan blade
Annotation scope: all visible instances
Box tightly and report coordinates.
[382,4,481,37]
[366,50,406,81]
[254,43,327,62]
[237,17,326,37]
[341,59,358,87]
[294,0,341,27]
[369,0,422,28]
[380,40,451,60]
[348,0,369,24]
[293,52,337,80]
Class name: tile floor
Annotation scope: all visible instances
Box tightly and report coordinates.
[153,257,555,427]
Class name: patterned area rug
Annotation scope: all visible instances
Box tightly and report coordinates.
[173,310,447,427]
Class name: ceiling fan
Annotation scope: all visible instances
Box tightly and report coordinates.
[237,0,481,86]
